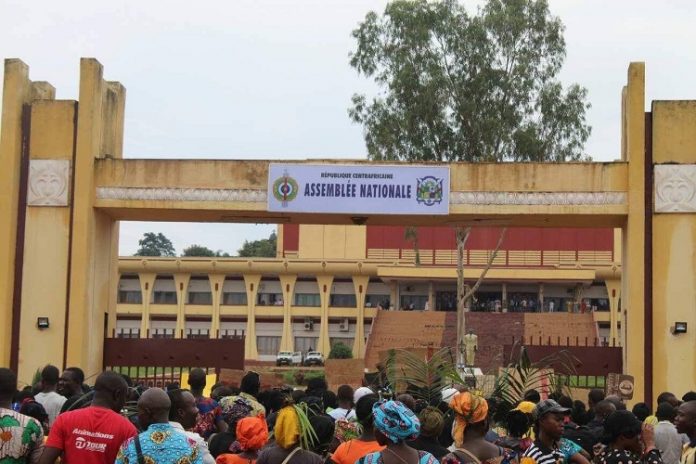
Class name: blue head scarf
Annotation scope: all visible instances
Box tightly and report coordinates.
[372,400,421,443]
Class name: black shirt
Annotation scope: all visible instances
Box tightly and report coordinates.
[595,448,662,464]
[408,436,450,460]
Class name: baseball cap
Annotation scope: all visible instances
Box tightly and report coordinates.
[353,387,374,404]
[533,399,570,420]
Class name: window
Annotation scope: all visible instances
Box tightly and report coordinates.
[118,291,142,304]
[222,292,247,305]
[294,337,319,352]
[116,328,140,338]
[330,294,356,308]
[257,293,283,306]
[365,294,389,308]
[186,329,209,339]
[188,292,212,305]
[400,295,428,311]
[152,291,177,304]
[257,336,281,355]
[151,329,175,339]
[294,293,321,307]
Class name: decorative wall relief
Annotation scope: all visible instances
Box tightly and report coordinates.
[655,164,696,213]
[27,160,71,206]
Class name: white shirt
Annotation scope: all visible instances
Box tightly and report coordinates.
[328,407,356,421]
[654,420,684,464]
[34,391,66,427]
[169,421,215,464]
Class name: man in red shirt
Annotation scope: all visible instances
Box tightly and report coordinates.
[38,371,137,464]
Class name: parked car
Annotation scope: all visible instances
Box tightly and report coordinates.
[303,351,324,367]
[276,351,303,366]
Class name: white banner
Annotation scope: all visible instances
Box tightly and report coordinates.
[267,163,449,215]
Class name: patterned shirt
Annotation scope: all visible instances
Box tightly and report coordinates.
[595,447,662,464]
[115,422,203,464]
[193,397,222,440]
[522,440,564,464]
[0,408,44,464]
[358,449,439,464]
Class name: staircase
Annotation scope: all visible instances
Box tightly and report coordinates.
[364,310,448,369]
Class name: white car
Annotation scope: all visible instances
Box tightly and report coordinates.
[303,351,324,366]
[276,351,303,366]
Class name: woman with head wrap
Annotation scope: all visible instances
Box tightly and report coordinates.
[209,396,254,458]
[357,400,439,464]
[407,406,449,460]
[216,416,269,463]
[330,394,384,464]
[308,414,336,460]
[441,392,517,464]
[256,405,324,464]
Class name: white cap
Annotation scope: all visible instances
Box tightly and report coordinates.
[354,387,374,404]
[441,387,459,404]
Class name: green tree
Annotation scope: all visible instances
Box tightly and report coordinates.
[350,0,589,365]
[237,231,277,258]
[329,342,353,359]
[134,232,176,257]
[181,245,231,257]
[349,0,590,162]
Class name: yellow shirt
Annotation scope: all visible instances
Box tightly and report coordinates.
[681,443,696,464]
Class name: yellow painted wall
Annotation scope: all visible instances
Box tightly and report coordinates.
[298,225,366,259]
[16,100,75,384]
[651,100,696,396]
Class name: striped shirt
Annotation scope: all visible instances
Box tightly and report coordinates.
[523,441,564,464]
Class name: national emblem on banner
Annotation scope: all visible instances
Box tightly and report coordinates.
[272,170,299,207]
[416,176,444,206]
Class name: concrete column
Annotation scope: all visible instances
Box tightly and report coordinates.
[0,60,32,370]
[622,62,647,404]
[65,59,125,376]
[650,100,696,397]
[389,281,397,310]
[501,283,508,312]
[605,280,621,346]
[173,273,190,339]
[278,275,297,351]
[538,283,545,313]
[316,275,334,356]
[428,281,435,311]
[243,274,261,360]
[209,274,225,339]
[352,275,369,357]
[138,273,156,338]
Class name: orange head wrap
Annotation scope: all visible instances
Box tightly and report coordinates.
[449,391,489,448]
[236,415,269,451]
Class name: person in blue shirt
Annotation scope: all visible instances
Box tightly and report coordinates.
[116,387,202,464]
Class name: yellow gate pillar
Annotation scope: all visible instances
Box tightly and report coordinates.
[138,273,156,338]
[209,274,226,339]
[64,59,125,376]
[622,62,648,404]
[173,273,191,338]
[651,100,696,397]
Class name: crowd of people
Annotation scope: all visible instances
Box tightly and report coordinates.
[1,364,695,464]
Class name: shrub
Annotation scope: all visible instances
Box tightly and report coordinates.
[329,342,353,359]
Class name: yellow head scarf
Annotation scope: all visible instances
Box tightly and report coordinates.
[274,406,300,449]
[449,391,489,448]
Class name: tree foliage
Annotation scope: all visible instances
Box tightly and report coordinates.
[349,0,591,162]
[237,231,277,258]
[329,342,353,359]
[134,232,176,257]
[181,245,231,257]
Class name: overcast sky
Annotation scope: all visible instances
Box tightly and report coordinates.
[2,0,695,256]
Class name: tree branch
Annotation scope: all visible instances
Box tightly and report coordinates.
[462,227,508,302]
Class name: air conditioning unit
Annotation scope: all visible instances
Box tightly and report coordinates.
[339,318,349,332]
[304,318,314,331]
